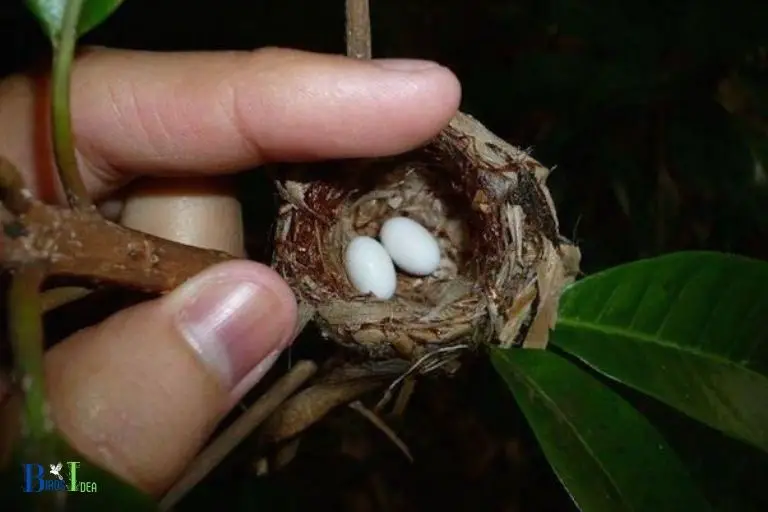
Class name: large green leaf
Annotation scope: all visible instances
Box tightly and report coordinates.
[633,389,768,511]
[490,347,712,512]
[551,251,768,454]
[26,0,125,41]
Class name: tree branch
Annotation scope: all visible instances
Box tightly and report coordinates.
[2,198,234,295]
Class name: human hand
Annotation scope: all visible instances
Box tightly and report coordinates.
[0,47,460,496]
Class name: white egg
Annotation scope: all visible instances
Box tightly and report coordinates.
[379,216,441,276]
[344,236,397,299]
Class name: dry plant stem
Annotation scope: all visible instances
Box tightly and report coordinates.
[346,0,372,59]
[374,344,468,413]
[258,377,386,444]
[391,376,416,417]
[159,360,318,511]
[51,0,93,212]
[348,400,412,462]
[255,437,303,475]
[271,437,301,471]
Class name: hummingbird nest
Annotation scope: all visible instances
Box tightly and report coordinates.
[272,112,580,375]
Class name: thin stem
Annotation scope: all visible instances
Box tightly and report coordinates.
[345,0,372,59]
[7,264,67,512]
[8,263,54,456]
[51,0,93,212]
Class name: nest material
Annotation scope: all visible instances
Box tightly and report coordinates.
[272,112,581,371]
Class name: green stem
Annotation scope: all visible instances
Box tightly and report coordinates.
[51,0,93,212]
[8,263,54,455]
[7,263,66,509]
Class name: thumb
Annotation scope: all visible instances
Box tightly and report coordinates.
[42,261,297,496]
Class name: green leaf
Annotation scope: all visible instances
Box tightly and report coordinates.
[490,347,712,512]
[25,0,125,40]
[551,251,768,454]
[0,432,157,511]
[76,0,125,37]
[635,390,768,511]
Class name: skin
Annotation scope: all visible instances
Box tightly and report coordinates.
[0,47,461,497]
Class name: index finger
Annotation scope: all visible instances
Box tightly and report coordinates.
[0,47,461,201]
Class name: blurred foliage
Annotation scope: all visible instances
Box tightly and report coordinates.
[1,0,768,510]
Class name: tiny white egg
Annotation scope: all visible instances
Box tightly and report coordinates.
[379,216,441,276]
[344,236,397,299]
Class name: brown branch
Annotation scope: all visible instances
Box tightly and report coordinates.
[345,0,372,59]
[348,400,412,462]
[2,199,234,295]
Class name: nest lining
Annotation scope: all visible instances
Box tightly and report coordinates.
[273,112,581,368]
[338,163,477,297]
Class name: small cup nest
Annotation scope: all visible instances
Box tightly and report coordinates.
[272,112,580,373]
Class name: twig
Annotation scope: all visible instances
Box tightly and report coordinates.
[375,344,468,413]
[270,437,302,473]
[391,376,415,417]
[345,0,372,59]
[159,360,318,511]
[50,0,93,212]
[349,400,413,462]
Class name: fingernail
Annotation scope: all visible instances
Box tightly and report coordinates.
[372,58,441,72]
[229,348,282,405]
[174,277,293,390]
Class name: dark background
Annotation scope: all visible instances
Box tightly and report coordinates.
[2,1,768,510]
